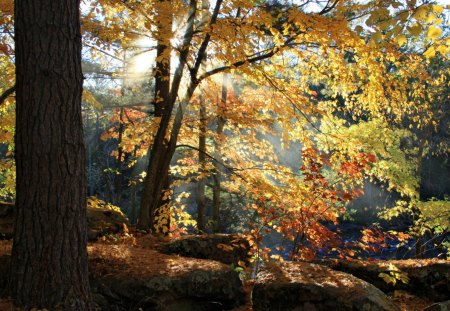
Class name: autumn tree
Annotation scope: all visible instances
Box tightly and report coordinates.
[10,0,92,308]
[80,0,448,239]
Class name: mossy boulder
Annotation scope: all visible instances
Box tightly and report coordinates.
[0,198,129,241]
[86,196,130,241]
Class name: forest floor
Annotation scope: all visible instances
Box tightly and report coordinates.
[0,237,439,311]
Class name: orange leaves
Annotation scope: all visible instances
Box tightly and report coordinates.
[0,44,12,56]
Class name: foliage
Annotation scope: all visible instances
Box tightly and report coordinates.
[1,0,449,259]
[417,199,450,234]
[379,263,410,286]
[87,196,126,217]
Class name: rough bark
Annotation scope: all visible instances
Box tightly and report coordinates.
[10,0,92,309]
[137,0,195,231]
[196,96,207,233]
[113,107,125,205]
[212,75,228,233]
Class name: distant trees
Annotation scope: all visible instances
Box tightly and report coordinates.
[10,0,92,309]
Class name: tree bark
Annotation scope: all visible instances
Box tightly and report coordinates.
[10,0,92,309]
[113,107,125,205]
[196,96,207,233]
[137,0,173,231]
[212,75,228,233]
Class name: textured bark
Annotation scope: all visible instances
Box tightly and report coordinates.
[11,0,92,309]
[196,97,207,233]
[138,0,225,232]
[137,0,173,231]
[113,107,125,205]
[212,76,228,233]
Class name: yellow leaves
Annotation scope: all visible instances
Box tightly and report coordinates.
[379,271,409,285]
[423,46,435,59]
[432,5,444,15]
[396,35,407,47]
[412,5,429,21]
[426,26,442,40]
[436,44,449,56]
[407,24,422,36]
[82,89,103,109]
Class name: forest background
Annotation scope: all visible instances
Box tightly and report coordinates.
[1,0,449,262]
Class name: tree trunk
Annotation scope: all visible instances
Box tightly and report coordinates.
[212,75,228,233]
[11,0,92,309]
[196,96,207,233]
[113,107,125,205]
[137,0,172,231]
[137,0,222,232]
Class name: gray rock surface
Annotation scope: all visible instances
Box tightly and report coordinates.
[316,259,450,301]
[160,233,251,265]
[0,201,129,241]
[425,301,450,311]
[253,261,400,311]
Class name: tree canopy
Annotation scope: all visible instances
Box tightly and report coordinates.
[1,0,449,262]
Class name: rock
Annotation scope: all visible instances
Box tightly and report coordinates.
[88,244,245,310]
[86,207,129,241]
[0,200,129,241]
[316,259,450,302]
[160,234,251,265]
[424,301,450,311]
[0,243,245,310]
[252,261,399,311]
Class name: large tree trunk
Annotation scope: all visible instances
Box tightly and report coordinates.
[10,0,92,309]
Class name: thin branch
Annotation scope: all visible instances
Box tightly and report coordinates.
[318,0,339,15]
[199,37,296,82]
[191,0,224,80]
[0,85,15,106]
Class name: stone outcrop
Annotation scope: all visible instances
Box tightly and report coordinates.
[86,207,129,241]
[316,259,450,301]
[424,301,450,311]
[0,201,129,241]
[160,234,251,265]
[88,244,245,310]
[253,261,399,311]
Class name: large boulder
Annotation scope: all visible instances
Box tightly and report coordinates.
[252,261,399,311]
[88,243,245,310]
[316,259,450,302]
[0,244,245,311]
[0,199,129,241]
[160,234,251,265]
[425,301,450,311]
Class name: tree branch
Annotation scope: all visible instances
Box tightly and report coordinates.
[191,0,224,81]
[0,85,15,106]
[199,37,296,82]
